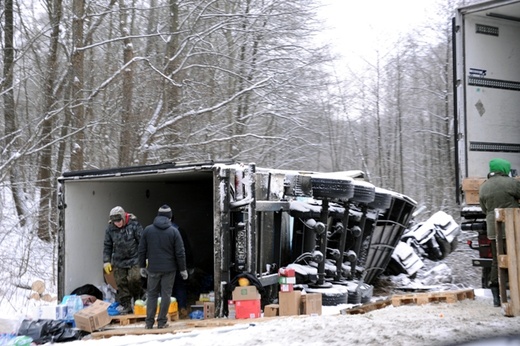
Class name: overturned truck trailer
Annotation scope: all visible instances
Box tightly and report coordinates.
[57,161,416,316]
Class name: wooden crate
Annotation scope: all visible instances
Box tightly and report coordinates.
[462,177,520,205]
[462,177,486,192]
[495,208,520,317]
[462,177,486,205]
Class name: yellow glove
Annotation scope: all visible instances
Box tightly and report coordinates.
[103,262,112,274]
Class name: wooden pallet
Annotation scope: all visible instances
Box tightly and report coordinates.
[110,311,179,326]
[340,298,392,315]
[93,316,285,339]
[496,208,520,317]
[391,289,475,307]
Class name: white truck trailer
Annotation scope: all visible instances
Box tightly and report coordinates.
[57,161,416,316]
[453,0,520,285]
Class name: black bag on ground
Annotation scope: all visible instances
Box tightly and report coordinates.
[71,283,103,300]
[18,319,84,344]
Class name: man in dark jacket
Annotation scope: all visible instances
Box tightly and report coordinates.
[479,158,520,306]
[103,206,143,314]
[138,205,188,329]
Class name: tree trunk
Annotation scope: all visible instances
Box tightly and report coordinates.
[70,0,85,171]
[37,0,63,242]
[118,0,136,166]
[3,0,27,226]
[163,0,182,158]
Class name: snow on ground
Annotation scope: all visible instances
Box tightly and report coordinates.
[2,185,519,346]
[3,226,520,346]
[42,289,520,346]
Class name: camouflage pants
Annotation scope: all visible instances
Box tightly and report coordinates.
[114,265,143,308]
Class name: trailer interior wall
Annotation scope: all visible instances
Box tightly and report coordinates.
[58,172,214,299]
[455,0,520,182]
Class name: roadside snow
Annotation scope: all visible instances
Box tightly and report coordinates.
[49,289,520,346]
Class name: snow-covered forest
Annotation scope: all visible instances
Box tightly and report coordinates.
[1,0,483,314]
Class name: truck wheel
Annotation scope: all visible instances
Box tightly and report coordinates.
[367,189,392,211]
[310,176,354,200]
[306,284,349,306]
[350,181,376,204]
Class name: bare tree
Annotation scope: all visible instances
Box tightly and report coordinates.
[118,0,137,166]
[2,0,29,226]
[36,0,63,241]
[69,0,85,171]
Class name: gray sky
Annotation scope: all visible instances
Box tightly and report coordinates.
[317,0,441,69]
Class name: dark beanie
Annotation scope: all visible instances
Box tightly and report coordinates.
[158,204,173,219]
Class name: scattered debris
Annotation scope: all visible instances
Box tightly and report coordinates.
[340,298,392,315]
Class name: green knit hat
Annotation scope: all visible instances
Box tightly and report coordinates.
[489,158,511,175]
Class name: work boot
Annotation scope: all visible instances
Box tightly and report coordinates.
[157,323,169,329]
[490,286,500,307]
[180,308,188,320]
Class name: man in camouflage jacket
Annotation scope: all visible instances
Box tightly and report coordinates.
[479,158,520,306]
[103,206,144,314]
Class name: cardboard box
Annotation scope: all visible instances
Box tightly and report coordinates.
[235,299,261,319]
[204,302,215,319]
[264,304,279,317]
[461,177,485,192]
[232,285,260,301]
[279,276,296,284]
[279,291,301,316]
[103,271,117,290]
[279,267,295,277]
[301,293,322,315]
[461,177,520,205]
[464,190,480,205]
[280,284,294,292]
[461,178,485,205]
[74,300,111,333]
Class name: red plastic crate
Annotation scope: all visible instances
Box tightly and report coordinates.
[235,299,261,319]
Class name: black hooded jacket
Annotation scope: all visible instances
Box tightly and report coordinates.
[138,215,187,273]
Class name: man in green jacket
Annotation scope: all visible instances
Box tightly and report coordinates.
[479,158,520,307]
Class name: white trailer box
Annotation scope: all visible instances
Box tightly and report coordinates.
[454,0,520,208]
[57,161,416,316]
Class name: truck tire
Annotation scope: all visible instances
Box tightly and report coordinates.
[367,188,392,211]
[306,284,349,306]
[310,176,354,200]
[350,181,376,204]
